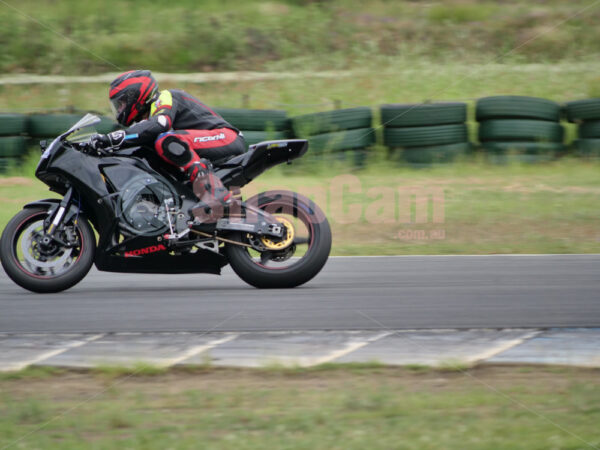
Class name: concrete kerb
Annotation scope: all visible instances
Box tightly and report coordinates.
[1,328,599,372]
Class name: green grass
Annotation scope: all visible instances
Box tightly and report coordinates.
[258,361,389,375]
[1,36,599,257]
[91,363,170,379]
[0,366,64,381]
[2,60,600,115]
[0,365,599,449]
[428,3,499,23]
[1,156,599,255]
[0,0,598,74]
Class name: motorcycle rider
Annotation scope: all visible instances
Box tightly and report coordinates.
[91,69,245,223]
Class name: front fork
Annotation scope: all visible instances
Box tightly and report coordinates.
[44,187,80,247]
[46,187,73,235]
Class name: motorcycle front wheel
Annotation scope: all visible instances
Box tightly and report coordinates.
[0,206,95,293]
[224,190,331,288]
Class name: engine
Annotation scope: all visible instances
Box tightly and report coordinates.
[104,170,178,236]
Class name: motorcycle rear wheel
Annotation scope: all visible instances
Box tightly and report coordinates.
[224,190,331,288]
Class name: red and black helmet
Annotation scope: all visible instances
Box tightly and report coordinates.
[109,70,159,126]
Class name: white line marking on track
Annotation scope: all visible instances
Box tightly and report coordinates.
[467,330,542,363]
[164,334,239,367]
[308,331,393,366]
[3,334,105,372]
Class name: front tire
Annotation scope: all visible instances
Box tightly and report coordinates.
[225,190,331,288]
[0,207,95,293]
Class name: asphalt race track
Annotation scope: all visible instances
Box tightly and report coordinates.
[0,255,599,333]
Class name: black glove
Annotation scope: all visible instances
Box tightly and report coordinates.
[90,130,126,153]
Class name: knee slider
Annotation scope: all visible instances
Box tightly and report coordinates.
[160,136,192,166]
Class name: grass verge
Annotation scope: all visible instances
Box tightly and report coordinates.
[0,364,598,449]
[1,0,599,74]
[2,157,598,255]
[2,61,599,115]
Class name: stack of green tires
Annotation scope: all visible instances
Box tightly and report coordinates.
[477,96,564,163]
[381,103,469,166]
[0,113,30,174]
[291,107,374,165]
[28,114,119,150]
[565,99,600,159]
[213,108,290,147]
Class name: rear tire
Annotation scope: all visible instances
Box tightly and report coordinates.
[225,191,331,288]
[0,207,95,293]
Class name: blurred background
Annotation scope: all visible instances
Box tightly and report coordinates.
[1,3,600,449]
[0,0,599,255]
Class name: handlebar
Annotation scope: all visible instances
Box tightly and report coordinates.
[73,141,113,157]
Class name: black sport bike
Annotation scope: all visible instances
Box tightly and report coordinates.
[0,114,331,293]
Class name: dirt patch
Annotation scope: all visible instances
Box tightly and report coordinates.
[2,366,598,400]
[500,183,600,194]
[0,177,34,187]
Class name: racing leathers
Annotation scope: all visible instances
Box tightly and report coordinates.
[100,89,246,223]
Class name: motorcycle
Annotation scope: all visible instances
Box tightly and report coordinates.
[0,114,331,293]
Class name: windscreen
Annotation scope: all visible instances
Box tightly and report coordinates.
[64,114,101,143]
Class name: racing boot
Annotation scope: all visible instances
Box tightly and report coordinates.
[188,159,239,224]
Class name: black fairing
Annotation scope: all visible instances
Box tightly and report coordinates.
[34,138,308,274]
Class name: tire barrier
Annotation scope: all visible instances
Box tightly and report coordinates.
[26,114,120,154]
[578,120,600,139]
[0,114,28,136]
[214,108,290,133]
[291,108,374,165]
[0,136,28,158]
[565,99,600,158]
[382,102,469,165]
[241,130,290,146]
[0,136,28,174]
[307,128,375,153]
[0,113,119,174]
[291,107,372,136]
[564,98,600,123]
[481,141,565,164]
[399,142,472,166]
[0,157,19,174]
[476,96,561,122]
[573,139,600,158]
[2,97,600,175]
[381,103,466,127]
[478,120,564,143]
[212,108,292,148]
[476,96,564,163]
[28,114,118,138]
[384,124,468,147]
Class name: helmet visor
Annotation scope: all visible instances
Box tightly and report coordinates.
[110,97,128,119]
